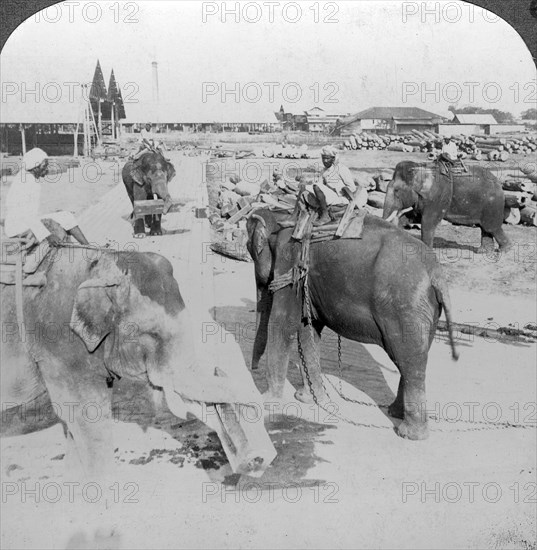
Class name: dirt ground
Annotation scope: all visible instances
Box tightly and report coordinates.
[1,150,536,550]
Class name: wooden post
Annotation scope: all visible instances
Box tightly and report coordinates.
[20,125,26,156]
[97,99,102,140]
[111,102,115,140]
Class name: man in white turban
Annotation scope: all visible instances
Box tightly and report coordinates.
[302,145,366,224]
[4,148,89,246]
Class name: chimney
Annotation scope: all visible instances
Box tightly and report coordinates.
[152,61,159,102]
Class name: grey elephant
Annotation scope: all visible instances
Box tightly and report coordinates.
[122,151,176,237]
[247,208,458,441]
[382,161,510,252]
[1,242,264,475]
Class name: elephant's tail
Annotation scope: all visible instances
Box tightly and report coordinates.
[432,271,459,361]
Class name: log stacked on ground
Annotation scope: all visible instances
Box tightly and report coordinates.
[343,131,537,162]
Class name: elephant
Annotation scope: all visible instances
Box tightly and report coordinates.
[246,208,458,440]
[122,151,176,237]
[382,161,510,252]
[1,240,261,475]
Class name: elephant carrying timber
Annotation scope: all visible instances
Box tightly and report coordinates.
[122,151,176,237]
[382,161,511,252]
[1,244,264,475]
[247,208,458,441]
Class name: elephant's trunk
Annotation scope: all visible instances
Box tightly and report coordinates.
[251,286,273,370]
[157,315,261,414]
[151,175,171,203]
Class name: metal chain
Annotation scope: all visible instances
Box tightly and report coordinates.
[297,273,536,433]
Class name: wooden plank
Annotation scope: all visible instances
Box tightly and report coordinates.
[227,204,254,225]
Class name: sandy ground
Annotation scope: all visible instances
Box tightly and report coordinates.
[1,151,536,549]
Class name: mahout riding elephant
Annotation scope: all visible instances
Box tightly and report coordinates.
[1,237,261,475]
[247,208,458,440]
[382,161,510,252]
[122,151,176,237]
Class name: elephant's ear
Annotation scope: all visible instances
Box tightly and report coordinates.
[131,167,146,187]
[247,215,268,259]
[413,168,435,201]
[166,162,176,182]
[70,278,121,352]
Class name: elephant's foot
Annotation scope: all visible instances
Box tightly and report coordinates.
[294,387,314,404]
[388,400,404,419]
[134,232,146,239]
[396,419,429,440]
[149,228,163,236]
[498,242,513,255]
[294,385,329,405]
[476,245,496,255]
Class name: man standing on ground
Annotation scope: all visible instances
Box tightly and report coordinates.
[4,148,89,246]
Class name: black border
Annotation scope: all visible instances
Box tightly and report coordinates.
[0,1,536,66]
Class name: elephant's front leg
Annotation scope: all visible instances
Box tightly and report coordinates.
[263,312,294,401]
[295,320,330,405]
[149,214,163,236]
[38,358,116,478]
[420,209,443,248]
[132,186,148,237]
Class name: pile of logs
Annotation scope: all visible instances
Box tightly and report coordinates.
[208,176,298,261]
[344,130,537,163]
[344,133,415,152]
[500,168,537,226]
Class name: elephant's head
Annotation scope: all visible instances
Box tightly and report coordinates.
[131,152,176,209]
[69,251,259,419]
[383,161,436,225]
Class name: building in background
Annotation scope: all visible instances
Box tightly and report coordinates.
[334,106,445,135]
[275,106,350,133]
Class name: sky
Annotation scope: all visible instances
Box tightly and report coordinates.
[0,0,535,122]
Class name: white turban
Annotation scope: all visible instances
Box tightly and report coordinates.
[23,148,48,170]
[321,146,337,158]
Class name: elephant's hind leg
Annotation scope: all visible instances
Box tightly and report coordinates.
[383,325,429,440]
[493,227,512,252]
[477,228,495,254]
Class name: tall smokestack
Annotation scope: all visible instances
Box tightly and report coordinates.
[152,61,159,102]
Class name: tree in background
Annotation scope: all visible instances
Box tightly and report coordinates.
[521,108,537,120]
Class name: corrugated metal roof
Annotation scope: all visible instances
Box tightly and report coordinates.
[452,114,497,125]
[353,106,444,120]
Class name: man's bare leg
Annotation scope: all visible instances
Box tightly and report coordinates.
[313,185,331,225]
